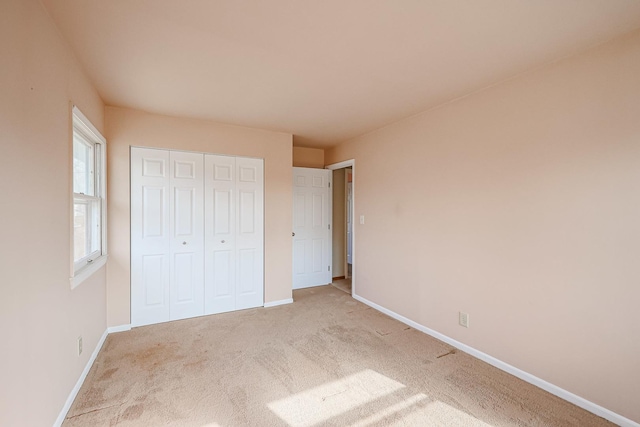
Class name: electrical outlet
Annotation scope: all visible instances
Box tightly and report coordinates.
[77,336,83,356]
[459,312,469,328]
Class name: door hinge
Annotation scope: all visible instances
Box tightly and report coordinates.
[328,224,331,230]
[329,182,331,188]
[328,266,331,271]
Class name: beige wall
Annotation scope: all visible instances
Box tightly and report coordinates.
[293,146,325,168]
[105,107,293,326]
[332,169,346,277]
[0,0,106,425]
[326,30,640,422]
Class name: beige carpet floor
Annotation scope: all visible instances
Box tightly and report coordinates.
[64,285,613,426]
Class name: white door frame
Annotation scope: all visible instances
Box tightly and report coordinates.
[326,159,356,297]
[345,169,353,277]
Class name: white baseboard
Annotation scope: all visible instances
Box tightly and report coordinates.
[264,298,294,308]
[53,329,109,427]
[107,324,131,333]
[352,293,639,427]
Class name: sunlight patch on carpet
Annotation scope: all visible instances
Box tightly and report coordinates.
[267,369,404,426]
[268,369,494,427]
[397,400,493,426]
[350,393,430,426]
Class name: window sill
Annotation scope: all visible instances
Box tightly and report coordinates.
[70,255,108,289]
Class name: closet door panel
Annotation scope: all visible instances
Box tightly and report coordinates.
[210,249,234,310]
[238,248,257,293]
[169,150,204,321]
[235,157,264,310]
[131,148,171,326]
[204,155,237,314]
[142,255,165,305]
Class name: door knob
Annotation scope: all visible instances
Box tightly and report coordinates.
[221,240,225,243]
[182,241,187,245]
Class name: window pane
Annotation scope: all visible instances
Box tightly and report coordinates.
[74,199,101,263]
[74,201,88,262]
[95,144,102,197]
[90,199,101,254]
[73,131,94,195]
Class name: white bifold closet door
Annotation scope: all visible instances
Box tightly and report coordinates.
[131,148,264,327]
[131,148,204,326]
[204,155,264,314]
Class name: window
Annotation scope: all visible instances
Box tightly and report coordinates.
[71,106,107,287]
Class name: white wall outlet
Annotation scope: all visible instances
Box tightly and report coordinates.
[360,215,365,225]
[459,312,469,328]
[77,336,83,356]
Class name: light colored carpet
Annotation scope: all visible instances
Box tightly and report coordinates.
[64,285,613,426]
[331,278,352,295]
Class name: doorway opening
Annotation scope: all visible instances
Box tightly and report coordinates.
[326,160,355,296]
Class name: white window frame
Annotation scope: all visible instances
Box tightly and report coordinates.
[71,106,108,289]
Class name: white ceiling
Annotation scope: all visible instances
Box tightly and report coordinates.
[43,0,640,148]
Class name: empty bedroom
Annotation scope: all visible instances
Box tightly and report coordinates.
[1,1,639,426]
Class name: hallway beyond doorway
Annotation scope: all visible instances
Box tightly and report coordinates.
[331,277,352,295]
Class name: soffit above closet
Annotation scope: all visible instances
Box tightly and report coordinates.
[42,0,640,148]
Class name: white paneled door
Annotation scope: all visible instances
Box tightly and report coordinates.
[234,156,265,310]
[204,155,235,314]
[292,167,332,289]
[204,155,264,314]
[169,150,204,321]
[131,148,171,326]
[131,147,263,327]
